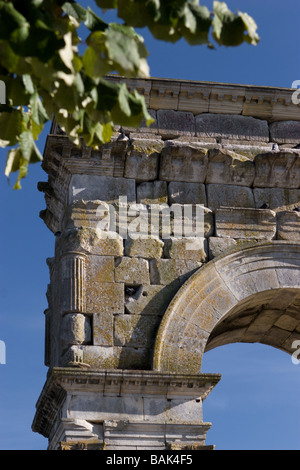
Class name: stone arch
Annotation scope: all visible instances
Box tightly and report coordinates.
[153,241,300,374]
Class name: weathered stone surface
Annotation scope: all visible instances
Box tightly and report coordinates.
[215,207,276,239]
[164,237,208,261]
[93,312,114,346]
[34,76,300,454]
[60,314,91,346]
[86,255,114,284]
[195,114,269,141]
[137,181,168,204]
[80,345,118,368]
[269,121,300,144]
[159,143,208,183]
[115,257,150,284]
[208,237,238,260]
[168,181,207,205]
[149,259,202,285]
[124,236,164,259]
[124,139,163,181]
[253,188,300,211]
[206,148,255,186]
[125,284,181,316]
[277,211,300,240]
[69,175,136,203]
[86,282,124,314]
[114,346,151,369]
[114,314,161,348]
[157,109,195,138]
[254,152,300,188]
[203,208,214,237]
[64,200,105,230]
[58,228,124,256]
[206,184,254,211]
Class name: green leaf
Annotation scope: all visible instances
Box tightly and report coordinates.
[238,11,260,45]
[0,109,23,146]
[83,41,111,78]
[4,147,29,189]
[18,130,43,164]
[29,92,49,127]
[104,24,150,77]
[212,1,247,47]
[22,74,35,94]
[0,2,28,41]
[62,2,108,31]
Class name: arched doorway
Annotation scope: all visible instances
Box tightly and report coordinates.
[201,342,300,449]
[153,241,300,374]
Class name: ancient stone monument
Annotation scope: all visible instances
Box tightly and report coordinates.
[32,77,300,450]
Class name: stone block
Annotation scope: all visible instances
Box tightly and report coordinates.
[195,114,269,142]
[254,152,300,188]
[253,188,300,211]
[157,109,195,138]
[206,184,255,211]
[220,143,273,160]
[56,228,124,257]
[124,236,164,259]
[125,284,181,316]
[69,175,136,203]
[115,346,151,369]
[143,397,203,425]
[86,282,124,314]
[277,211,300,240]
[209,86,246,114]
[149,259,202,284]
[115,257,150,284]
[114,314,161,348]
[60,313,91,346]
[149,82,180,110]
[168,181,207,205]
[64,200,105,230]
[274,314,300,331]
[159,142,208,183]
[269,121,300,144]
[124,139,163,181]
[93,312,114,346]
[208,237,238,260]
[215,208,277,239]
[205,148,255,186]
[137,181,168,204]
[203,208,215,237]
[163,237,208,262]
[82,345,118,368]
[178,82,210,114]
[86,255,114,284]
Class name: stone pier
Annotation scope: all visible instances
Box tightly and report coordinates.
[33,77,300,450]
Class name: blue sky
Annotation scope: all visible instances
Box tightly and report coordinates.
[0,0,300,450]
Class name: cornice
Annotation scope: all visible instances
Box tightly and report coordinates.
[32,368,221,438]
[106,75,300,122]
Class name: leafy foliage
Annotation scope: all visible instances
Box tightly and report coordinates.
[0,0,259,188]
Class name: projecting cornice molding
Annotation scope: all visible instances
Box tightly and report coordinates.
[106,76,300,122]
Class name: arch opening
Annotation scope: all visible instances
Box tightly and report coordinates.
[205,288,300,356]
[201,341,300,449]
[153,241,300,375]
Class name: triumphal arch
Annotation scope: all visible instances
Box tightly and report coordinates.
[32,77,300,450]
